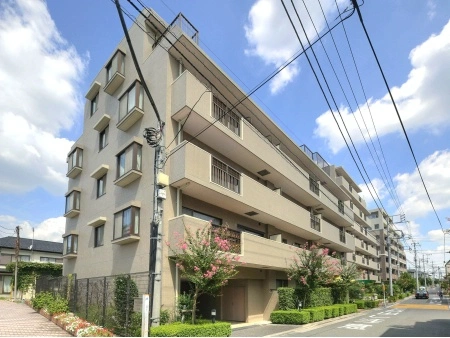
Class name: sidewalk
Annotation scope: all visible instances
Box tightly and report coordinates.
[0,300,71,337]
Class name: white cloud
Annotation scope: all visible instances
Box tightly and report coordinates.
[244,0,345,94]
[314,19,450,153]
[0,0,87,195]
[427,0,436,20]
[0,214,64,242]
[395,150,450,219]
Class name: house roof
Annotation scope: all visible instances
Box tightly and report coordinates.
[0,237,63,254]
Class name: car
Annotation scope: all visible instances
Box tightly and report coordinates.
[416,289,429,299]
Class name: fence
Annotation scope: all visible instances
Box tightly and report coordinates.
[36,272,149,336]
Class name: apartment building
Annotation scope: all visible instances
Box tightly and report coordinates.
[63,8,378,323]
[0,237,63,295]
[368,208,407,282]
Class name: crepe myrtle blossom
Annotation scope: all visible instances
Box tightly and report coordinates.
[166,222,243,324]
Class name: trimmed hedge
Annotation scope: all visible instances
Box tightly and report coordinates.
[342,303,357,314]
[270,310,310,324]
[150,322,231,337]
[304,308,325,322]
[309,288,333,307]
[278,287,296,310]
[354,300,365,309]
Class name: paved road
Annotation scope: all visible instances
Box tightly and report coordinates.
[0,300,71,337]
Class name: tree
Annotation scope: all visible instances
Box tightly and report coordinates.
[167,223,241,324]
[332,262,361,303]
[396,272,415,293]
[287,243,338,306]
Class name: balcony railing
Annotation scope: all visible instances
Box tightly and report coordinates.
[310,214,321,231]
[212,225,241,254]
[309,177,319,196]
[211,158,240,193]
[339,230,346,243]
[213,96,241,136]
[338,200,344,215]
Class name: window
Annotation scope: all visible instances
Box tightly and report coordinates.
[349,185,353,192]
[117,142,142,178]
[338,200,344,215]
[106,50,125,83]
[118,81,144,122]
[99,125,109,151]
[211,157,240,193]
[19,255,30,262]
[310,213,321,231]
[40,257,56,263]
[212,96,241,136]
[114,206,140,239]
[182,207,222,226]
[350,201,353,209]
[67,147,83,172]
[90,93,98,116]
[237,224,265,237]
[97,175,106,198]
[65,190,80,214]
[375,224,379,229]
[64,234,78,255]
[95,225,104,247]
[339,227,346,243]
[282,238,287,244]
[309,177,319,196]
[276,279,288,288]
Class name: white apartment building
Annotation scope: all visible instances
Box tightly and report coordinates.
[63,8,379,323]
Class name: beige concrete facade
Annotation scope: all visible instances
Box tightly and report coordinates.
[63,9,380,323]
[367,208,407,282]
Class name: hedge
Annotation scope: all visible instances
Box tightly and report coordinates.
[270,310,310,325]
[150,322,231,337]
[353,300,365,309]
[303,308,325,322]
[278,287,296,310]
[342,303,357,314]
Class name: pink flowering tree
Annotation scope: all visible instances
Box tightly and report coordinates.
[167,222,241,324]
[287,243,339,306]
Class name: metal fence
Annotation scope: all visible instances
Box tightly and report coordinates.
[36,272,149,336]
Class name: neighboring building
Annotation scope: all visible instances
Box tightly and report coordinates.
[368,208,408,282]
[0,237,63,295]
[445,261,450,278]
[63,8,378,323]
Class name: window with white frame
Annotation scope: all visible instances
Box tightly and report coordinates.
[99,125,109,151]
[114,206,140,239]
[106,50,125,83]
[65,190,80,214]
[40,257,57,263]
[211,157,240,193]
[118,81,144,122]
[97,175,106,198]
[63,234,78,255]
[95,225,104,247]
[116,142,142,179]
[90,93,98,116]
[68,147,83,172]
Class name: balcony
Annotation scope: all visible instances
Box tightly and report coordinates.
[171,71,353,227]
[114,170,142,187]
[93,114,111,132]
[355,239,378,257]
[169,143,342,243]
[117,107,144,132]
[85,81,101,100]
[112,235,140,245]
[168,215,336,270]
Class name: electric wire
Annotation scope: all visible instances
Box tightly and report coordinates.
[116,0,366,233]
[282,0,387,214]
[307,0,404,213]
[333,0,405,214]
[350,0,444,232]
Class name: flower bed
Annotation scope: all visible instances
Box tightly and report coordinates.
[52,313,114,337]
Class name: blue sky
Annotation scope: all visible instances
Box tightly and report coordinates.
[1,0,449,275]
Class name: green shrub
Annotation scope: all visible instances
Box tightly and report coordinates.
[364,300,377,309]
[270,310,310,324]
[330,305,340,317]
[47,295,69,315]
[342,303,357,314]
[304,308,325,322]
[309,288,333,308]
[388,295,397,303]
[32,292,54,310]
[322,306,333,319]
[114,275,139,336]
[150,321,231,337]
[177,292,194,322]
[353,300,365,309]
[277,287,296,310]
[160,308,171,325]
[337,305,345,316]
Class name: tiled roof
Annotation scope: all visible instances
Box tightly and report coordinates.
[0,237,63,254]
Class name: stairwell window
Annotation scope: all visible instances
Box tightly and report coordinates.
[338,200,344,215]
[211,157,240,193]
[95,225,104,247]
[90,93,98,116]
[212,96,241,136]
[310,213,321,231]
[114,206,140,239]
[97,175,106,198]
[99,125,109,151]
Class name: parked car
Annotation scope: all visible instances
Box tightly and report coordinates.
[415,289,429,299]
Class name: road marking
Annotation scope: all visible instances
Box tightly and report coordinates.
[393,304,448,310]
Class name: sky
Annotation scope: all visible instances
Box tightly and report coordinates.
[0,0,449,276]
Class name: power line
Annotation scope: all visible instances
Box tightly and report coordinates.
[350,0,444,232]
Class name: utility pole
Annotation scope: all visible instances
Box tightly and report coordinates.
[431,261,435,287]
[14,226,20,301]
[387,234,393,297]
[423,254,427,290]
[412,241,419,290]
